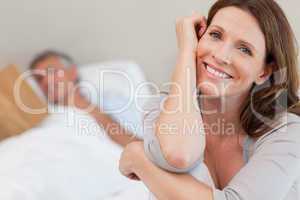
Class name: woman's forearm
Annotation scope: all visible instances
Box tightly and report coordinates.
[134,150,213,200]
[155,51,205,168]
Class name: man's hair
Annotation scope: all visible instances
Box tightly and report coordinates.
[29,50,75,70]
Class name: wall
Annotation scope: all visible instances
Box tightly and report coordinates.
[0,0,299,85]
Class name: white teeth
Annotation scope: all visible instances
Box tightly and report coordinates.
[204,63,231,79]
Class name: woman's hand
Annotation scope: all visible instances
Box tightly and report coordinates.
[119,141,145,181]
[176,12,207,55]
[120,141,213,200]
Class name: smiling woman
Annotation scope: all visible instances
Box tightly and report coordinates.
[198,1,300,137]
[119,0,300,200]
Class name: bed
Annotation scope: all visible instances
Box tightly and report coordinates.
[0,61,152,200]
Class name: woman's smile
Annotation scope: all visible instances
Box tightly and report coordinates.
[202,61,233,80]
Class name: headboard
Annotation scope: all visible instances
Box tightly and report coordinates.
[0,65,48,140]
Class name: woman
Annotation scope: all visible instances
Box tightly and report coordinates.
[119,0,300,199]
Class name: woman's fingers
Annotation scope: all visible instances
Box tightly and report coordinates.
[119,141,144,181]
[190,12,207,38]
[175,12,207,52]
[128,173,141,181]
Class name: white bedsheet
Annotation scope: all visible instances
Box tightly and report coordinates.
[0,106,149,200]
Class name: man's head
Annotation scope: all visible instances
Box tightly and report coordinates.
[30,50,79,103]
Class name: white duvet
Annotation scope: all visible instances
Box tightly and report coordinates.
[0,106,149,200]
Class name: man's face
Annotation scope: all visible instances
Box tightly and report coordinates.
[32,56,78,103]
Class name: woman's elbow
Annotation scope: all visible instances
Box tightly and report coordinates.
[162,146,195,170]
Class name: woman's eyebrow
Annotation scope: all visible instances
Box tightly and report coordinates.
[209,25,225,32]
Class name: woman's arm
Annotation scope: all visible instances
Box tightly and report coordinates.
[153,13,207,169]
[121,120,300,200]
[119,141,213,200]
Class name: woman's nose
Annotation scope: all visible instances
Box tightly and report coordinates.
[212,44,232,65]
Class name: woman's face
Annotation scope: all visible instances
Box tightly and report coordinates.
[196,6,271,97]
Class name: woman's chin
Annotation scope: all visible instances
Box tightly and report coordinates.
[197,84,251,99]
[198,85,223,97]
[196,77,239,97]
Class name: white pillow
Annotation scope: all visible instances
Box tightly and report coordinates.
[78,60,150,108]
[78,61,151,138]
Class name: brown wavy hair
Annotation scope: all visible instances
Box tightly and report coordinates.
[207,0,300,138]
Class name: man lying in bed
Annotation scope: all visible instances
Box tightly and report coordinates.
[29,50,138,147]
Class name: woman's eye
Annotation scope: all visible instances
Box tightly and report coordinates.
[209,32,221,40]
[239,46,252,56]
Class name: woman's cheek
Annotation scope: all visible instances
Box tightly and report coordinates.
[231,65,256,93]
[197,38,217,57]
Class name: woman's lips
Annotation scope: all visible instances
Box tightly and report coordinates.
[203,62,233,79]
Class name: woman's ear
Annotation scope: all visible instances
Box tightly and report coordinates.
[255,62,274,85]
